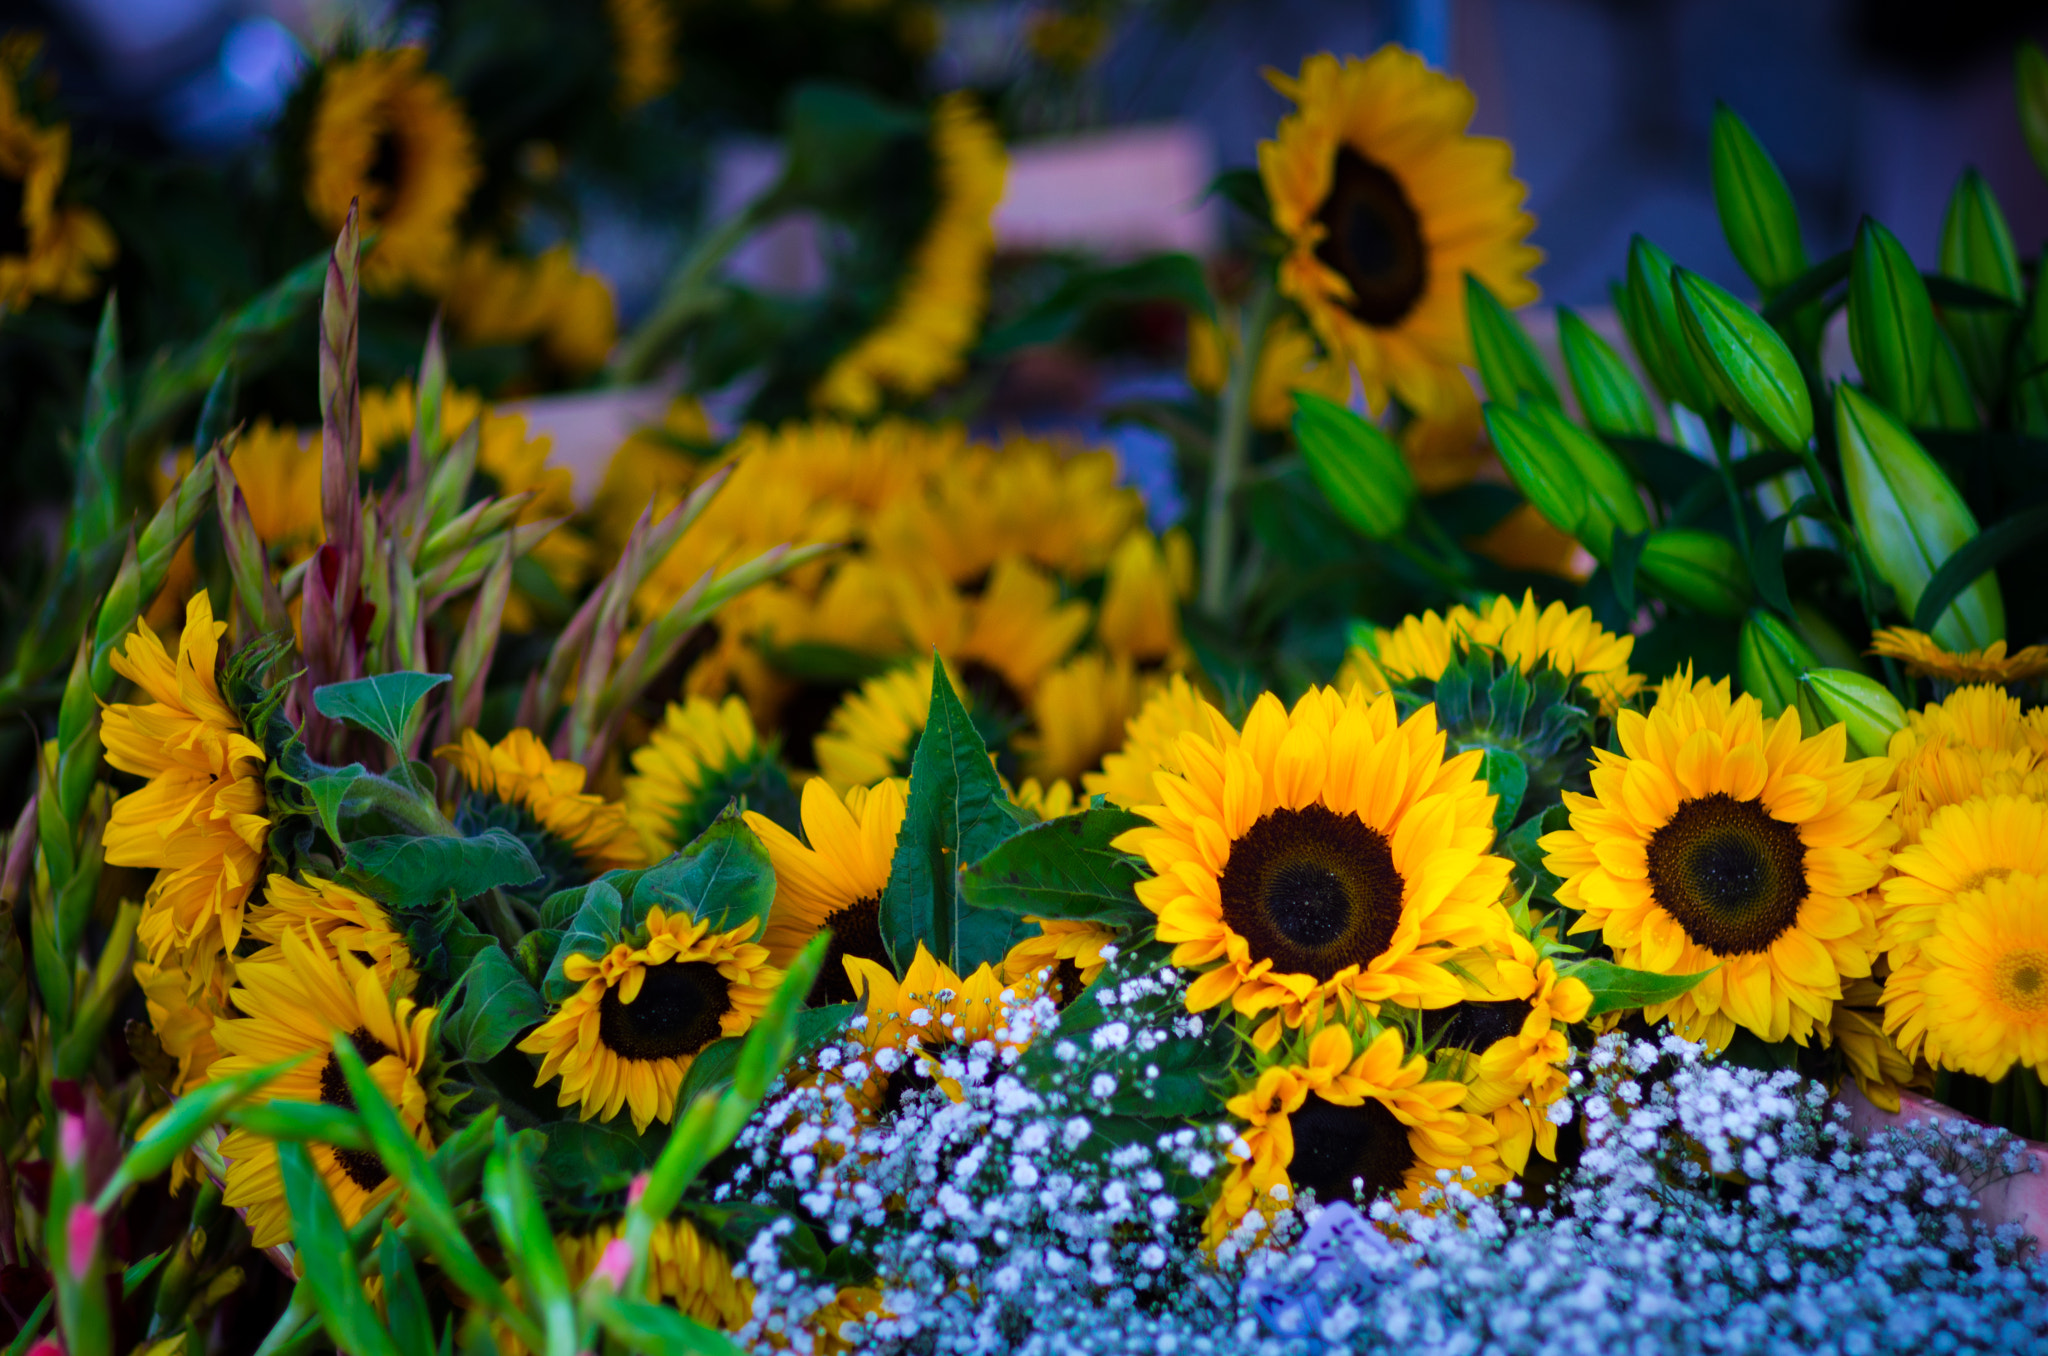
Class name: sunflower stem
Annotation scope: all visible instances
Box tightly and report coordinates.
[609,195,778,386]
[1201,280,1277,623]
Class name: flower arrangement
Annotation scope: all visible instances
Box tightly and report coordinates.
[2,11,2048,1355]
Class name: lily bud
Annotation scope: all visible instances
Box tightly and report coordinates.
[1625,236,1718,414]
[1739,610,1823,725]
[1938,169,2022,401]
[1802,668,1907,758]
[1292,391,1414,541]
[1637,529,1751,618]
[1465,274,1559,409]
[1482,402,1585,540]
[1848,218,1937,422]
[1527,405,1649,562]
[1710,103,1807,296]
[1673,267,1814,452]
[1558,308,1657,438]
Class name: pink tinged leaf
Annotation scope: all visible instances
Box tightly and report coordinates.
[65,1203,99,1278]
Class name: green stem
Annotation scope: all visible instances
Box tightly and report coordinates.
[1411,504,1477,590]
[351,773,453,839]
[1706,413,1755,565]
[608,196,778,386]
[1200,282,1277,623]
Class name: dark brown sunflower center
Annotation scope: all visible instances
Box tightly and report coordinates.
[319,1028,395,1192]
[1287,1092,1416,1206]
[1313,146,1429,329]
[1051,956,1087,1008]
[1420,998,1534,1054]
[367,132,405,204]
[957,660,1025,728]
[597,960,732,1061]
[1646,792,1807,957]
[780,678,858,773]
[813,895,889,1007]
[877,1041,953,1122]
[1219,804,1404,982]
[0,171,27,258]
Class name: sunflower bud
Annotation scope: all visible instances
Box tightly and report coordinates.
[1738,610,1823,725]
[1527,405,1649,562]
[1710,104,1806,296]
[1625,236,1718,414]
[1482,402,1585,540]
[1938,169,2022,402]
[1558,308,1657,438]
[1292,391,1414,540]
[1801,668,1906,758]
[1466,274,1560,410]
[1848,218,1937,422]
[1834,384,2003,651]
[1637,528,1751,617]
[1673,268,1814,452]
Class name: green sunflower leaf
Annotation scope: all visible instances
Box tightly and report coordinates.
[881,659,1031,973]
[957,808,1152,927]
[313,671,451,755]
[542,880,624,1005]
[346,828,541,913]
[628,807,777,937]
[1557,957,1714,1018]
[443,945,547,1065]
[305,763,366,846]
[538,1121,652,1198]
[378,1231,436,1356]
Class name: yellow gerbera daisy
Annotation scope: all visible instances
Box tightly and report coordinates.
[1882,872,2048,1080]
[305,47,480,293]
[1115,684,1513,1048]
[211,925,437,1248]
[518,907,781,1133]
[814,663,946,791]
[438,729,645,872]
[743,777,907,1002]
[102,593,270,975]
[839,943,1024,1113]
[1096,528,1193,669]
[1883,686,2048,846]
[242,873,411,990]
[813,91,1006,415]
[1185,309,1353,431]
[1870,626,2048,686]
[1338,590,1645,714]
[1540,670,1896,1050]
[1878,794,2048,966]
[1082,673,1230,809]
[1204,1020,1502,1250]
[1016,651,1147,785]
[0,62,113,308]
[626,695,790,858]
[1001,917,1117,1007]
[605,0,680,110]
[1259,47,1540,418]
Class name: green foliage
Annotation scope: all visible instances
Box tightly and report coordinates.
[2018,42,2048,183]
[958,807,1153,926]
[312,672,452,757]
[1673,267,1813,452]
[1291,390,1414,540]
[346,828,543,913]
[1559,958,1714,1018]
[1637,528,1753,617]
[1466,274,1560,408]
[1802,668,1908,758]
[1710,103,1807,296]
[542,878,626,1003]
[1939,169,2023,402]
[1557,308,1657,438]
[442,945,548,1064]
[1848,218,1938,422]
[627,808,778,936]
[1625,235,1719,413]
[1483,402,1586,539]
[982,254,1215,354]
[1737,611,1823,725]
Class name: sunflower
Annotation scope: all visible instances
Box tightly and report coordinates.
[1204,1020,1502,1250]
[1260,48,1539,418]
[561,1217,750,1330]
[439,729,645,880]
[1185,309,1353,431]
[102,593,270,977]
[1883,686,2048,846]
[1339,591,1644,714]
[813,91,1006,415]
[0,61,113,309]
[519,907,781,1133]
[895,558,1092,719]
[305,47,480,293]
[1011,776,1078,820]
[1081,673,1229,809]
[1016,651,1147,786]
[1467,503,1595,583]
[1096,528,1193,669]
[743,777,907,1003]
[242,873,412,990]
[1878,795,2048,967]
[1001,917,1117,1007]
[1398,381,1492,493]
[605,0,680,110]
[210,925,438,1248]
[1831,976,1918,1113]
[1882,872,2048,1081]
[443,243,618,375]
[1870,627,2048,686]
[1540,670,1896,1051]
[838,943,1023,1113]
[1116,684,1513,1049]
[135,955,230,1094]
[814,663,946,790]
[626,695,795,858]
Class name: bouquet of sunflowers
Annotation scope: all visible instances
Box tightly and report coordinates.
[4,10,2048,1353]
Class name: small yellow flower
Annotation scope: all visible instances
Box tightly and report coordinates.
[1870,626,2048,686]
[0,60,114,308]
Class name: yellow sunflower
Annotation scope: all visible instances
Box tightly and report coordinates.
[1082,673,1230,809]
[1096,528,1193,669]
[813,91,1006,415]
[1011,776,1078,820]
[1540,670,1896,1050]
[518,907,781,1133]
[1467,503,1595,584]
[438,729,645,872]
[242,873,411,990]
[743,777,907,1002]
[102,593,270,977]
[1338,591,1644,714]
[305,47,480,293]
[605,0,680,110]
[1831,976,1918,1113]
[1001,917,1117,1007]
[1115,684,1513,1049]
[1870,626,2048,686]
[1205,1020,1502,1250]
[442,243,618,374]
[211,925,438,1248]
[499,1215,755,1353]
[625,695,788,858]
[814,662,947,790]
[1185,309,1353,431]
[1883,686,2048,846]
[1260,47,1540,418]
[135,954,230,1094]
[838,943,1023,1112]
[895,558,1092,716]
[0,62,113,308]
[1017,651,1147,786]
[1398,380,1492,493]
[1882,872,2048,1081]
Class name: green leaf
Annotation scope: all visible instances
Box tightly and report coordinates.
[542,880,624,1004]
[1503,803,1569,900]
[1626,235,1720,413]
[1291,390,1414,540]
[982,254,1215,354]
[1939,169,2023,403]
[1848,218,1938,421]
[677,1005,854,1109]
[1557,308,1657,438]
[379,1230,437,1356]
[1673,267,1814,451]
[538,1121,652,1197]
[880,660,1029,972]
[1607,525,1648,615]
[482,1130,575,1356]
[1637,528,1752,618]
[589,1294,740,1356]
[1477,748,1527,837]
[1758,248,1853,327]
[1924,325,1983,432]
[1526,405,1650,560]
[1466,274,1559,408]
[958,808,1152,926]
[443,945,546,1064]
[1910,501,2048,635]
[628,808,777,937]
[347,829,541,912]
[2019,42,2048,184]
[223,1100,370,1151]
[778,82,926,208]
[1483,402,1586,538]
[1558,957,1714,1018]
[68,294,125,556]
[313,672,451,754]
[276,1141,402,1356]
[1710,103,1807,295]
[96,1055,298,1207]
[1206,167,1271,223]
[306,763,366,846]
